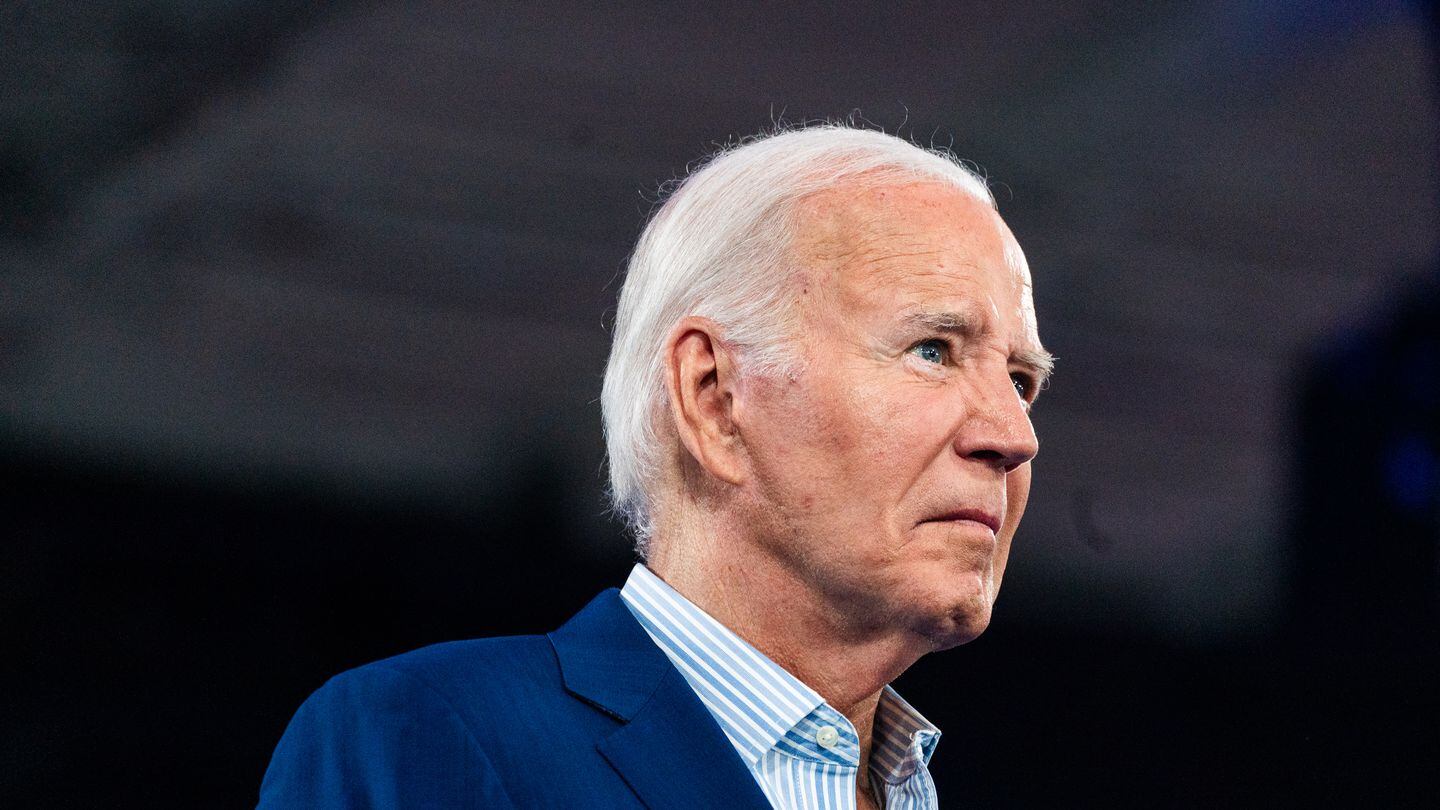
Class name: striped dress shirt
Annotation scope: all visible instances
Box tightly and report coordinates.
[619,564,941,810]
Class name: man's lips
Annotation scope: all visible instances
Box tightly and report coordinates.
[920,508,1002,535]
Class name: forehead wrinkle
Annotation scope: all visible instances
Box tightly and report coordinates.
[855,248,951,291]
[796,226,951,307]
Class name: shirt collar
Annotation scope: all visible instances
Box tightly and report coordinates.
[871,685,942,783]
[620,564,822,765]
[618,564,941,778]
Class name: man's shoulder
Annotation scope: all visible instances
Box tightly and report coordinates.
[356,633,557,689]
[309,631,569,730]
[260,598,640,807]
[303,587,636,730]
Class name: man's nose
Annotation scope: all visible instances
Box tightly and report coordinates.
[954,371,1039,473]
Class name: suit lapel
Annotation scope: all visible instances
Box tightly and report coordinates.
[597,665,773,810]
[549,590,772,810]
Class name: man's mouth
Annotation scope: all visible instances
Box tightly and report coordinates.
[921,508,1001,535]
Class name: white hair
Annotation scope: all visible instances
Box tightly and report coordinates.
[601,124,996,555]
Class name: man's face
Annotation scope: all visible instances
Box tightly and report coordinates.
[737,181,1046,650]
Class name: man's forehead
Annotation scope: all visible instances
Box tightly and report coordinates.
[1005,238,1041,345]
[790,181,1043,353]
[793,181,987,243]
[800,184,1030,284]
[794,183,1014,275]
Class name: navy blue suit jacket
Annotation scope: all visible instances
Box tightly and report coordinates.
[258,589,773,808]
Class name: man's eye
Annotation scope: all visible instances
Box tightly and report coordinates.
[1011,373,1034,401]
[910,340,948,365]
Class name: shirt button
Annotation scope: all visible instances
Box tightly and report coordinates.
[816,725,840,749]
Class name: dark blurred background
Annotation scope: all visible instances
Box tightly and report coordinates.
[3,1,1438,806]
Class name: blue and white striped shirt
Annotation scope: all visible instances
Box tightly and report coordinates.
[619,564,941,809]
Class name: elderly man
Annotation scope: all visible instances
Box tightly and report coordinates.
[259,125,1051,809]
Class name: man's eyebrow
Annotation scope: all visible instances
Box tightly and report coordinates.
[1013,347,1055,386]
[900,309,981,336]
[901,309,1055,383]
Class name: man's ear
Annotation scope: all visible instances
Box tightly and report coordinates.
[663,316,747,487]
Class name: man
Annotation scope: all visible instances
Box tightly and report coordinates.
[259,125,1051,809]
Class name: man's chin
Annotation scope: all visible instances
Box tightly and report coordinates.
[917,598,994,650]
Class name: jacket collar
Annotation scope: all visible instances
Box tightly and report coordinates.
[548,589,772,810]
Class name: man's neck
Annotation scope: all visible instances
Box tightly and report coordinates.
[646,531,928,775]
